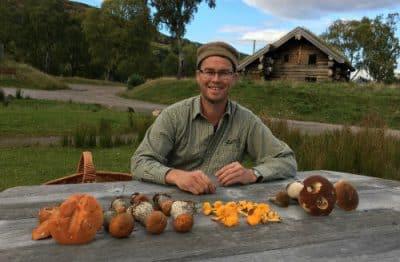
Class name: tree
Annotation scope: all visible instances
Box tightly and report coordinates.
[322,13,400,83]
[82,0,155,80]
[149,0,216,79]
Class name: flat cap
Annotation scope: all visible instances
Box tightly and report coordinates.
[197,41,239,70]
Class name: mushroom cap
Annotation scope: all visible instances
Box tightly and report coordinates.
[145,211,167,234]
[173,213,194,233]
[286,181,304,199]
[269,191,290,207]
[109,212,134,238]
[48,194,104,244]
[160,200,174,216]
[153,193,173,216]
[111,197,127,213]
[298,175,336,216]
[334,180,359,211]
[130,193,149,205]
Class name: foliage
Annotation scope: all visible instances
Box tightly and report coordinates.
[127,74,145,89]
[82,0,155,81]
[321,13,400,83]
[149,0,216,79]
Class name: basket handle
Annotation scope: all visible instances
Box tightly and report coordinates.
[76,151,96,183]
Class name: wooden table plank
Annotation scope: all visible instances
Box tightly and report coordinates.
[1,170,400,262]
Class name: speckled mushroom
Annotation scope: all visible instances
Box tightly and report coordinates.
[298,175,336,216]
[170,200,196,233]
[334,180,359,211]
[129,193,167,234]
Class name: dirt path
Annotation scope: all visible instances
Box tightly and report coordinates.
[2,84,166,113]
[1,84,400,145]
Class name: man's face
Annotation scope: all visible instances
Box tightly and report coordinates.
[196,56,237,105]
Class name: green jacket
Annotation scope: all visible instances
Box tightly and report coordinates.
[131,96,297,184]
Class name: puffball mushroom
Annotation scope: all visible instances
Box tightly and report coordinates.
[129,193,167,234]
[153,193,174,216]
[170,200,196,233]
[334,180,359,211]
[298,175,336,216]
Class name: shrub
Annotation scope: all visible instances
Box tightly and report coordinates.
[127,74,145,89]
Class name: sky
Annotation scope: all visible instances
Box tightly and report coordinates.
[77,0,400,72]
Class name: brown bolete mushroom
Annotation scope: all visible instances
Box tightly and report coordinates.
[269,191,290,207]
[170,200,195,233]
[128,193,167,234]
[104,197,134,238]
[153,193,174,216]
[334,180,359,211]
[108,212,134,238]
[48,194,104,244]
[298,175,336,216]
[130,192,149,205]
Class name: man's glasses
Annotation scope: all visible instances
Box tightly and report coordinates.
[198,69,235,80]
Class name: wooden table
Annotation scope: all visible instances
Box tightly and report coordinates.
[1,170,400,262]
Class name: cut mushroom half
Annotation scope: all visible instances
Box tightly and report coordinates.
[298,175,336,216]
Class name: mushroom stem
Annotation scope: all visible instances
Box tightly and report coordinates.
[153,193,174,216]
[286,181,304,200]
[170,201,196,233]
[128,193,167,234]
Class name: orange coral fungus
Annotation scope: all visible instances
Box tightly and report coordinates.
[203,200,281,227]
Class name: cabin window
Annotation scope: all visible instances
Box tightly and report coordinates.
[308,54,317,65]
[284,54,289,63]
[305,76,317,82]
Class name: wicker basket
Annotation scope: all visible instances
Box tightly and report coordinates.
[44,151,132,185]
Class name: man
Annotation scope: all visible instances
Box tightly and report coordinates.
[131,41,297,195]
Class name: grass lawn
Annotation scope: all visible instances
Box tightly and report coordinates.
[0,145,134,191]
[0,99,142,136]
[123,79,400,129]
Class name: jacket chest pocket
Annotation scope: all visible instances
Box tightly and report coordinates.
[215,139,243,164]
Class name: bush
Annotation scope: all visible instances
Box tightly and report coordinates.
[127,74,145,89]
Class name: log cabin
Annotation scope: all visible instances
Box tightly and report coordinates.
[237,27,354,82]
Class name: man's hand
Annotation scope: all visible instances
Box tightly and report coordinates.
[215,162,257,186]
[165,169,216,195]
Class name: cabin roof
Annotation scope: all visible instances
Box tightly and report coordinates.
[238,27,354,71]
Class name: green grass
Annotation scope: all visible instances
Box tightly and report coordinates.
[0,99,141,136]
[122,78,400,129]
[0,145,134,191]
[0,59,68,90]
[264,117,400,182]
